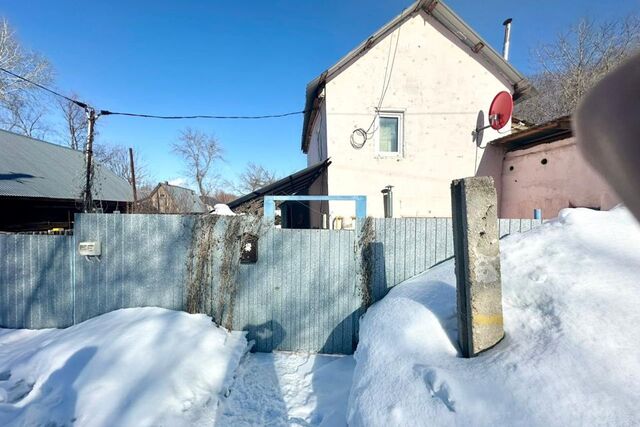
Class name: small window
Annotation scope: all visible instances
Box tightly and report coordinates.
[377,112,403,155]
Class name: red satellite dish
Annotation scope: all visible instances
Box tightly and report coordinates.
[488,91,513,130]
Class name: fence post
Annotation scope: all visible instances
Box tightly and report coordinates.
[451,176,504,358]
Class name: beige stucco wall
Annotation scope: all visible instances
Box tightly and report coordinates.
[475,143,506,210]
[500,137,619,219]
[310,10,513,221]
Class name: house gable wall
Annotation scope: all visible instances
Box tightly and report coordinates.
[313,10,513,219]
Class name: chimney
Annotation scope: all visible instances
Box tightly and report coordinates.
[502,18,512,61]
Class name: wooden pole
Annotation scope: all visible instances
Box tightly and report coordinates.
[82,108,97,212]
[129,147,138,212]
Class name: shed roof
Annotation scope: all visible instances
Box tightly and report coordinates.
[490,115,572,151]
[228,159,330,209]
[157,183,209,213]
[301,0,536,152]
[0,129,133,202]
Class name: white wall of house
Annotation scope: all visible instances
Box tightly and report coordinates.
[307,10,514,222]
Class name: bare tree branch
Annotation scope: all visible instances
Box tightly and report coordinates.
[237,162,278,194]
[0,19,52,138]
[0,93,49,138]
[58,92,87,150]
[172,128,223,197]
[516,15,640,124]
[94,144,150,188]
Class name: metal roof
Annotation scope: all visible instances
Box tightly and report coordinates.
[301,0,536,152]
[228,159,330,209]
[159,183,208,213]
[0,129,133,202]
[490,115,572,151]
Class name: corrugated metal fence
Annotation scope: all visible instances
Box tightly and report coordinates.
[0,214,541,353]
[0,234,74,328]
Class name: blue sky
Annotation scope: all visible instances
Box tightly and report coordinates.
[2,0,638,190]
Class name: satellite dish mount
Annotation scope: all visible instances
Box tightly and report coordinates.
[473,91,513,139]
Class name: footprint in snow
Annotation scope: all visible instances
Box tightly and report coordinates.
[0,379,34,404]
[414,365,456,413]
[528,270,547,283]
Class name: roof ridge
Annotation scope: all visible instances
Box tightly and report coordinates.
[0,128,84,154]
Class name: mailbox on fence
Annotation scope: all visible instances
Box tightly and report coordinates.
[78,241,101,257]
[240,233,258,264]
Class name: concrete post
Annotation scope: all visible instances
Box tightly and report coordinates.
[451,176,504,358]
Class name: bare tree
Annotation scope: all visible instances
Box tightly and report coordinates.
[137,182,156,200]
[0,19,52,100]
[516,15,640,124]
[94,144,150,187]
[210,189,238,204]
[58,93,87,150]
[172,128,223,197]
[0,93,49,138]
[0,19,52,137]
[237,162,278,194]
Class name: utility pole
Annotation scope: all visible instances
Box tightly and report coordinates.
[129,147,138,212]
[82,108,98,212]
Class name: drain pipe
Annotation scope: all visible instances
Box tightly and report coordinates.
[382,185,394,218]
[502,18,512,61]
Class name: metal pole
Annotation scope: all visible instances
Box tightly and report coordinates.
[129,147,138,211]
[381,185,394,218]
[82,108,97,213]
[502,18,513,61]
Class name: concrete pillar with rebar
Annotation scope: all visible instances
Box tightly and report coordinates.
[451,176,504,357]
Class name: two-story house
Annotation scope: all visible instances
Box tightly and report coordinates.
[301,0,534,227]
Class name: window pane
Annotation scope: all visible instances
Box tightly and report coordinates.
[379,116,398,152]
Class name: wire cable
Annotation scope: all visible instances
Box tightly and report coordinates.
[99,110,306,120]
[0,66,88,109]
[0,66,306,120]
[350,17,402,149]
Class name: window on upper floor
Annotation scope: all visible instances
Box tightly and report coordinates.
[377,112,403,156]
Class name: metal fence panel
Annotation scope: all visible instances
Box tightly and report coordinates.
[0,214,542,353]
[73,214,194,323]
[0,234,74,328]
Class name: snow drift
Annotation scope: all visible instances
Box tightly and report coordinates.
[0,308,247,427]
[349,207,640,426]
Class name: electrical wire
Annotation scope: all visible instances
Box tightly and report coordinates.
[0,66,87,109]
[99,109,306,120]
[0,66,307,120]
[350,10,403,149]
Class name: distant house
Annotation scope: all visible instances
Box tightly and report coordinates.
[300,0,534,226]
[138,182,209,214]
[480,116,619,219]
[0,129,132,232]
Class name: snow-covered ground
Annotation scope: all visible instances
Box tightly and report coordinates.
[217,352,354,426]
[0,307,353,427]
[348,207,640,426]
[0,308,247,427]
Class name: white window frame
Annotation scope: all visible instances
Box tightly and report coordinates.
[375,111,404,157]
